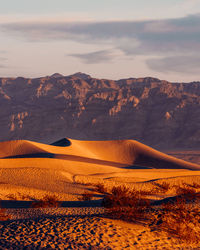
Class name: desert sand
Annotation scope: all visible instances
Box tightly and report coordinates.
[0,138,200,249]
[0,212,193,249]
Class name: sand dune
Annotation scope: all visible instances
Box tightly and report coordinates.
[0,138,199,169]
[0,138,200,249]
[0,138,199,201]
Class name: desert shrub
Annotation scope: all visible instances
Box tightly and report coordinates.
[95,184,107,194]
[156,197,200,244]
[138,182,170,196]
[102,186,135,207]
[152,182,170,194]
[185,182,200,189]
[138,189,154,196]
[5,192,35,201]
[19,193,34,201]
[157,182,170,191]
[78,192,93,201]
[175,184,199,201]
[0,201,10,221]
[102,186,150,221]
[0,208,10,221]
[6,194,18,200]
[31,194,60,208]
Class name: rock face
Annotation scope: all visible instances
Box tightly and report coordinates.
[0,73,200,149]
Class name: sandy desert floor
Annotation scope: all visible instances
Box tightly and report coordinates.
[1,208,198,249]
[0,138,200,249]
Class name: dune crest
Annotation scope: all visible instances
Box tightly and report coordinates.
[0,138,200,202]
[0,138,199,170]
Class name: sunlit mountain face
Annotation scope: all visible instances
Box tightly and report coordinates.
[0,73,199,150]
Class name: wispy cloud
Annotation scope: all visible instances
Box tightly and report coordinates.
[68,49,117,64]
[0,50,7,54]
[0,57,7,60]
[0,63,6,68]
[2,14,200,51]
[1,14,200,73]
[0,56,7,68]
[146,55,200,74]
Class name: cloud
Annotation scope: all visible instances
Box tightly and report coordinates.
[146,55,200,74]
[1,14,200,72]
[0,56,7,68]
[0,50,7,54]
[1,14,200,52]
[68,49,116,64]
[0,63,6,68]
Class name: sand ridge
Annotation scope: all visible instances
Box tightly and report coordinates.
[0,138,199,169]
[0,138,200,201]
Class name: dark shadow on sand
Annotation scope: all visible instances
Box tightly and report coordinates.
[0,199,103,209]
[50,138,71,147]
[3,153,143,170]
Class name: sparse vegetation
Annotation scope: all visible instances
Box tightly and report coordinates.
[174,183,200,201]
[102,186,150,221]
[6,194,18,200]
[78,192,93,201]
[185,182,200,189]
[153,182,170,193]
[5,192,34,201]
[102,184,200,244]
[155,197,200,244]
[31,194,60,208]
[95,183,107,194]
[19,193,34,201]
[176,185,196,195]
[0,200,10,221]
[0,207,10,221]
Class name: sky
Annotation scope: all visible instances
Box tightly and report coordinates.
[0,0,200,82]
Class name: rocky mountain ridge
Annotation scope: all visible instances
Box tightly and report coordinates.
[0,73,200,149]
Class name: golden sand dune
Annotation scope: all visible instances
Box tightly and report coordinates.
[0,138,199,201]
[0,138,199,169]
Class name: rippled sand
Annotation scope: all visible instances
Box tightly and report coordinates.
[0,207,197,249]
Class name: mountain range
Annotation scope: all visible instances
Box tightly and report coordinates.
[0,72,200,149]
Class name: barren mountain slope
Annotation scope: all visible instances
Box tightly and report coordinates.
[0,73,200,149]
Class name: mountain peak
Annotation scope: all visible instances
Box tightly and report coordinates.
[51,73,64,78]
[69,72,91,80]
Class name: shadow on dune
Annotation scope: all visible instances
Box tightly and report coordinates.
[123,165,151,169]
[0,199,103,209]
[3,153,136,169]
[3,152,199,170]
[152,192,200,206]
[4,153,55,159]
[134,154,196,170]
[50,138,71,147]
[1,138,200,170]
